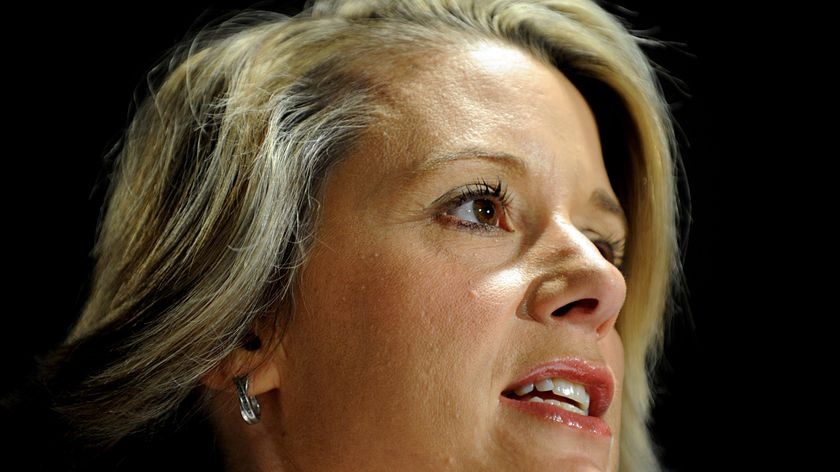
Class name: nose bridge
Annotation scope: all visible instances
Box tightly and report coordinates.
[524,217,627,337]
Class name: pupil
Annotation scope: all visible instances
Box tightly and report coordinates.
[473,200,496,224]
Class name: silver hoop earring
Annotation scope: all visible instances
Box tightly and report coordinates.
[234,376,261,425]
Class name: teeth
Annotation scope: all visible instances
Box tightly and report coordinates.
[551,378,590,414]
[553,379,576,398]
[554,402,587,416]
[526,396,587,415]
[511,376,591,416]
[535,378,554,392]
[514,383,534,396]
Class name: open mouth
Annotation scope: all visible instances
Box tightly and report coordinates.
[502,377,590,416]
[499,358,614,437]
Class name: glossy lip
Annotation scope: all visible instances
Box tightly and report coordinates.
[501,357,615,437]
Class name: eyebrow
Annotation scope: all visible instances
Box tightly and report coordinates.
[415,148,527,175]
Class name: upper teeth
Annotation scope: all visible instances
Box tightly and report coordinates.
[512,377,590,416]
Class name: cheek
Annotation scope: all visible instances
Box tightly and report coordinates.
[602,329,624,388]
[334,243,504,388]
[600,328,624,468]
[298,222,511,364]
[278,229,510,464]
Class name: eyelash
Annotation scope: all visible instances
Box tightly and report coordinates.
[437,178,511,232]
[591,233,626,272]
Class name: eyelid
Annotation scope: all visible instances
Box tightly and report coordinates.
[434,179,506,203]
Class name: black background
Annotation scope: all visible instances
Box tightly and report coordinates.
[3,1,790,470]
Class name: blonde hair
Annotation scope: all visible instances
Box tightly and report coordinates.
[56,1,678,470]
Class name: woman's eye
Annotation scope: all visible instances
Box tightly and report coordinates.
[590,237,625,271]
[593,240,615,264]
[446,198,500,227]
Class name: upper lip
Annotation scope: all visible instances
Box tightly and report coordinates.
[502,357,614,418]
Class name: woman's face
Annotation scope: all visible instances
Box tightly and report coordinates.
[270,43,627,472]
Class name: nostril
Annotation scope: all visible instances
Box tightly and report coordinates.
[551,298,598,317]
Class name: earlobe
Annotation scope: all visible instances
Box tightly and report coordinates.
[241,359,282,396]
[200,335,283,396]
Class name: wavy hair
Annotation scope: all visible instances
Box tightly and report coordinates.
[53,1,679,470]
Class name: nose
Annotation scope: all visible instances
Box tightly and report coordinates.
[524,221,627,338]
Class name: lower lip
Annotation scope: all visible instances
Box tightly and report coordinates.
[500,396,612,437]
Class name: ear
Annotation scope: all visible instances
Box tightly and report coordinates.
[202,334,283,396]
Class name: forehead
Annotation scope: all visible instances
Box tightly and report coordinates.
[370,41,606,185]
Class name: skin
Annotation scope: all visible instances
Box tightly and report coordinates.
[211,41,628,472]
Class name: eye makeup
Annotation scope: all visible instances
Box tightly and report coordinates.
[434,178,512,233]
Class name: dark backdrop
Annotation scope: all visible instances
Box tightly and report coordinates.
[3,1,786,470]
